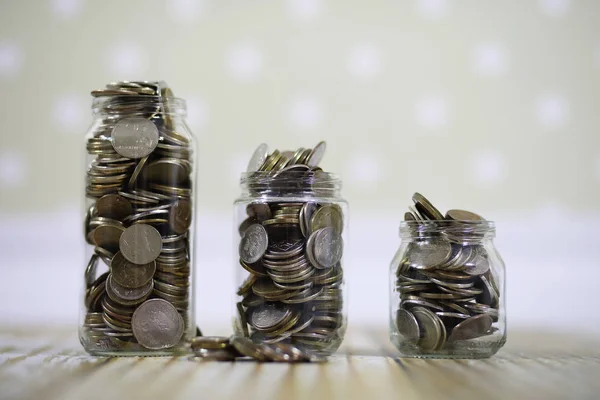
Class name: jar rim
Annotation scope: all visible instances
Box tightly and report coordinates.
[239,170,341,183]
[399,220,496,239]
[238,170,342,198]
[92,96,187,116]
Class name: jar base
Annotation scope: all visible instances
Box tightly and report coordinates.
[391,336,506,359]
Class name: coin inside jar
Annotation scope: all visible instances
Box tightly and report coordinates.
[95,194,133,220]
[412,306,445,351]
[239,224,269,264]
[111,117,159,159]
[110,251,156,289]
[169,199,192,235]
[406,239,452,270]
[131,298,184,350]
[119,224,163,265]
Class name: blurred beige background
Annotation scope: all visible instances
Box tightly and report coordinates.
[0,0,599,335]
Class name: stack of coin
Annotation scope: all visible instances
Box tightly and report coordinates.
[190,336,317,362]
[235,142,345,355]
[82,81,193,352]
[394,193,501,352]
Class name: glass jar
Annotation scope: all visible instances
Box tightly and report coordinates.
[389,221,506,358]
[233,168,348,356]
[79,81,196,355]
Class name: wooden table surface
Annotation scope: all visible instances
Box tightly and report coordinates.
[1,326,599,400]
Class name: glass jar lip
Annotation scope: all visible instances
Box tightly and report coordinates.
[91,96,187,116]
[239,170,341,183]
[238,170,342,198]
[399,220,496,238]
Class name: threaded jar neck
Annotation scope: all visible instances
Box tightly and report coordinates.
[238,171,342,200]
[399,220,496,244]
[92,96,187,118]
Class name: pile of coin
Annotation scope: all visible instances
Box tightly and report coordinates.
[190,336,319,362]
[82,81,193,353]
[235,142,345,355]
[394,193,501,352]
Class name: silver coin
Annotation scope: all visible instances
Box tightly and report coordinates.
[131,298,185,349]
[311,227,343,269]
[247,143,269,172]
[108,274,154,302]
[396,309,420,341]
[85,254,99,288]
[306,141,326,167]
[248,303,292,331]
[406,239,452,270]
[119,224,163,265]
[239,224,269,264]
[111,117,159,159]
[448,314,493,342]
[412,306,445,351]
[463,252,491,276]
[475,274,499,308]
[193,348,237,361]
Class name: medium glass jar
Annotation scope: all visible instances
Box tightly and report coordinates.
[79,81,196,355]
[390,221,506,358]
[233,166,348,356]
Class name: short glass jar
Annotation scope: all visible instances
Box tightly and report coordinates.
[233,168,347,356]
[79,81,196,355]
[390,221,506,358]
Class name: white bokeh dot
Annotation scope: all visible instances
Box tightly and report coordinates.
[286,0,323,21]
[346,153,383,185]
[166,0,204,23]
[51,0,84,18]
[416,0,449,19]
[227,43,262,82]
[107,42,148,76]
[538,0,570,17]
[0,41,23,78]
[473,43,509,77]
[470,151,509,186]
[414,95,448,130]
[0,152,27,188]
[53,94,87,131]
[347,43,383,79]
[183,96,208,130]
[288,96,322,130]
[536,94,569,129]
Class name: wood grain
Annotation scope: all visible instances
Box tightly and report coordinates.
[0,326,598,400]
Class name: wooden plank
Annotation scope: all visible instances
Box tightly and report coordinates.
[0,327,599,400]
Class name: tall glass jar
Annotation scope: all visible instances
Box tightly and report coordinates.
[79,81,196,355]
[390,221,506,358]
[233,167,348,356]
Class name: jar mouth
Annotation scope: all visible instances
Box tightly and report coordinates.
[239,171,342,198]
[399,220,496,241]
[92,96,187,117]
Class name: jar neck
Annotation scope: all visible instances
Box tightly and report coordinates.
[92,96,187,120]
[399,221,496,244]
[239,171,342,200]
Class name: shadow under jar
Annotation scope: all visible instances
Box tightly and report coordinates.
[390,221,506,359]
[79,81,197,356]
[233,170,348,357]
